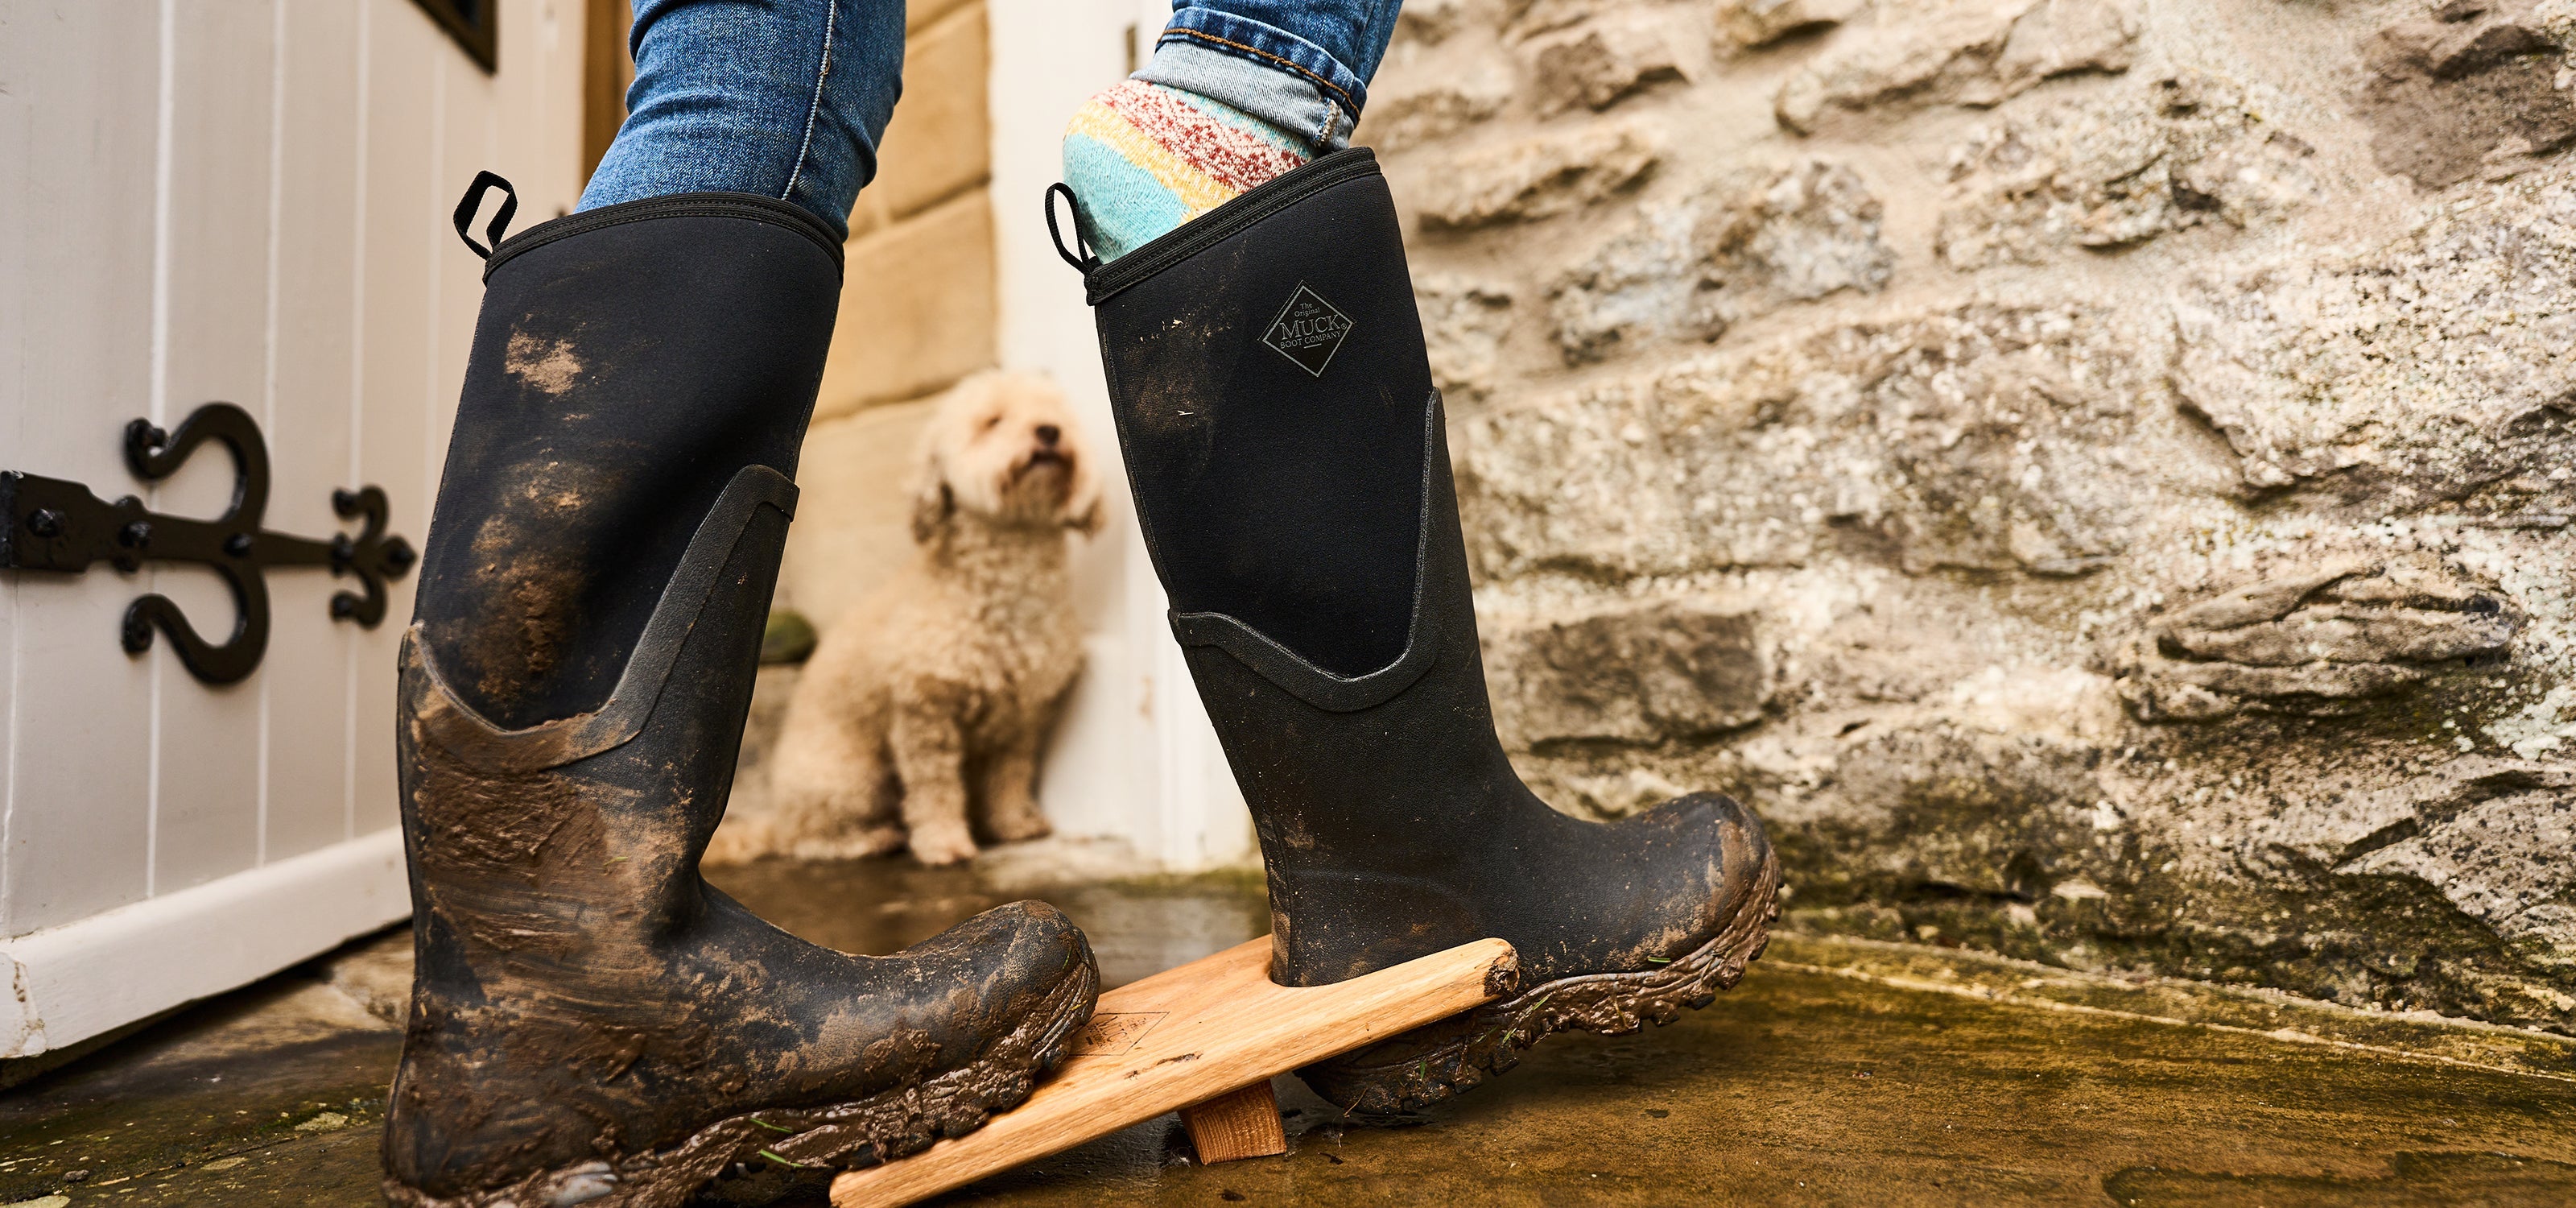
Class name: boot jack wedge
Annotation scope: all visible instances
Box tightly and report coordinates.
[1070,150,1780,1114]
[384,191,1097,1208]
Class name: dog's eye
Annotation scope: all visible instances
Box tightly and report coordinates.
[979,415,1002,432]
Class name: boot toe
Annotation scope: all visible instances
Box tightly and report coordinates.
[914,900,1095,984]
[1603,791,1775,963]
[1638,791,1772,877]
[908,900,1100,1054]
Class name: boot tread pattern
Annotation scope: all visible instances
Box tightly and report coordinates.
[381,952,1098,1208]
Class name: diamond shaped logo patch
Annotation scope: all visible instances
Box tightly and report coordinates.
[1261,283,1355,378]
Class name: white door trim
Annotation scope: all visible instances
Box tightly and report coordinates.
[0,828,410,1058]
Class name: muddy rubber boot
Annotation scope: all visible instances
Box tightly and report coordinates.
[1063,150,1780,1114]
[382,187,1099,1208]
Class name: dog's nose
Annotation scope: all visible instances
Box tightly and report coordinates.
[1034,424,1061,447]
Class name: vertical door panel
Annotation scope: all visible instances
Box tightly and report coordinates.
[433,50,485,509]
[0,2,167,933]
[0,0,27,925]
[149,0,279,896]
[350,0,441,838]
[264,0,365,861]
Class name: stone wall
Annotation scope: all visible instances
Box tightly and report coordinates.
[1364,0,2576,1033]
[780,0,998,629]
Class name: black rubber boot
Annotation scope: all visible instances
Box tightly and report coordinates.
[1069,150,1779,1113]
[383,189,1098,1208]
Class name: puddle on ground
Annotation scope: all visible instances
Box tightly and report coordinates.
[704,856,1273,989]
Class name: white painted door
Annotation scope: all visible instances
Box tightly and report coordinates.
[0,0,585,1059]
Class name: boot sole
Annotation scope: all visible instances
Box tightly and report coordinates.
[382,957,1100,1208]
[1297,842,1782,1115]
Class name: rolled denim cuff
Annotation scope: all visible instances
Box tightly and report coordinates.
[1136,10,1369,150]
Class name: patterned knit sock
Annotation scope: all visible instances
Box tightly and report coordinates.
[1063,79,1311,263]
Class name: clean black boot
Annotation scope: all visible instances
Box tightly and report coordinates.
[384,187,1097,1208]
[1067,151,1779,1113]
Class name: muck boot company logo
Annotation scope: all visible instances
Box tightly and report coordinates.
[1261,283,1354,377]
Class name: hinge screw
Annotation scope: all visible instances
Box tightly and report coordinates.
[26,509,64,538]
[118,521,152,548]
[224,532,254,557]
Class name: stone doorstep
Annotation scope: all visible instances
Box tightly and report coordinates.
[1769,930,2576,1082]
[292,913,2576,1087]
[9,896,2576,1206]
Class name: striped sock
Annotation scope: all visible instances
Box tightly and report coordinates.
[1063,80,1311,263]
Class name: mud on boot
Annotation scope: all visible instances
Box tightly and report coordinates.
[383,188,1098,1207]
[1063,150,1779,1114]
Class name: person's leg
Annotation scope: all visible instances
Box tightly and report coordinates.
[1061,2,1403,261]
[387,6,1099,1205]
[582,0,906,237]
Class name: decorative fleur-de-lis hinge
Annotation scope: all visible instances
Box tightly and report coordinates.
[0,402,417,685]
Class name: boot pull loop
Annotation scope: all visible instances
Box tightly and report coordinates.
[452,171,520,260]
[1044,183,1100,275]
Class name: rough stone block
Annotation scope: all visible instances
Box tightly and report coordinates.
[1936,71,2319,268]
[2169,174,2576,495]
[872,1,992,222]
[1716,0,1869,50]
[1411,120,1661,229]
[1774,0,2141,134]
[1506,0,1625,40]
[2110,558,2518,723]
[2356,0,2576,188]
[1488,601,1771,746]
[2267,756,2576,954]
[1418,274,1516,399]
[1530,16,1686,113]
[1359,65,1513,151]
[907,0,976,35]
[1395,0,1473,46]
[1549,159,1893,362]
[777,397,937,628]
[1465,303,2150,581]
[818,189,997,416]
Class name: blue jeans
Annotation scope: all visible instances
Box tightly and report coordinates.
[1137,2,1402,148]
[580,0,906,240]
[579,1,1405,237]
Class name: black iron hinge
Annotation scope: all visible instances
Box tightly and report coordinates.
[0,402,417,686]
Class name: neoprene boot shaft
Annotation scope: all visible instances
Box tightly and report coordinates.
[1076,150,1778,1109]
[386,191,1096,1208]
[414,192,834,730]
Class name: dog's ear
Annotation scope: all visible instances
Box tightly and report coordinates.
[1065,492,1104,537]
[909,451,956,546]
[1061,453,1104,537]
[910,481,954,544]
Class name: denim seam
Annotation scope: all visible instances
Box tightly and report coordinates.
[782,0,837,202]
[1158,27,1361,119]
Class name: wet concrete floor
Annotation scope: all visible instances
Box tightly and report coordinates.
[3,852,2574,1206]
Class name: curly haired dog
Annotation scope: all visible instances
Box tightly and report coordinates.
[710,370,1101,866]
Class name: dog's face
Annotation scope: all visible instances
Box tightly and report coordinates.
[911,371,1103,541]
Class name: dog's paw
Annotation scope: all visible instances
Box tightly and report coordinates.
[788,825,906,861]
[908,825,980,867]
[986,813,1054,844]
